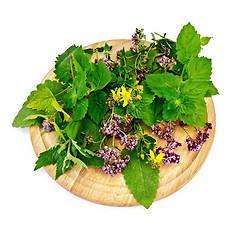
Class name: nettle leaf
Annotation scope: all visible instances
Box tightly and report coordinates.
[72,50,92,76]
[87,61,111,91]
[162,100,180,121]
[176,22,201,64]
[77,153,104,168]
[180,99,207,127]
[146,73,180,100]
[74,71,89,100]
[141,81,155,104]
[54,45,78,83]
[205,81,219,97]
[186,57,212,81]
[34,145,63,171]
[13,80,65,128]
[88,91,107,124]
[139,102,156,127]
[72,98,88,121]
[180,80,210,101]
[122,149,160,209]
[27,87,70,120]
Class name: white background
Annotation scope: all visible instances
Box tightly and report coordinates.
[1,0,239,239]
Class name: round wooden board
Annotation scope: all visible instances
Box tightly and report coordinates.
[29,39,216,207]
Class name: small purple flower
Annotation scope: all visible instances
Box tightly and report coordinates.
[41,117,55,132]
[97,146,130,177]
[120,135,138,150]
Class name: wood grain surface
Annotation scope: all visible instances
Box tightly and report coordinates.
[29,39,216,207]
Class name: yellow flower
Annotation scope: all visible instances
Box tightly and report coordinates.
[120,86,132,107]
[149,150,165,168]
[111,88,121,101]
[134,95,142,100]
[136,85,143,93]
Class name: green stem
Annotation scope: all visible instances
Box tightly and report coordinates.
[70,55,75,81]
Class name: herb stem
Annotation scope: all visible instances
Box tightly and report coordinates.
[70,55,75,81]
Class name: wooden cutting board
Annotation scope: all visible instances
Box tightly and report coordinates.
[29,39,216,207]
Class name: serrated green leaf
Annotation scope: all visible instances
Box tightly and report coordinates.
[205,81,219,97]
[55,152,68,180]
[67,151,88,169]
[176,22,201,64]
[54,45,78,83]
[122,149,160,209]
[180,80,210,101]
[88,91,107,124]
[162,100,180,121]
[72,98,88,121]
[186,57,212,81]
[73,51,91,76]
[34,145,63,171]
[74,71,89,100]
[87,61,111,91]
[146,73,180,100]
[179,99,207,127]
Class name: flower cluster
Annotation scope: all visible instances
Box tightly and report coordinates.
[97,146,130,176]
[99,57,120,71]
[86,135,93,144]
[41,117,55,132]
[158,48,177,67]
[120,135,138,150]
[99,113,138,151]
[131,28,146,52]
[186,122,213,152]
[151,122,182,164]
[111,86,133,107]
[147,150,165,168]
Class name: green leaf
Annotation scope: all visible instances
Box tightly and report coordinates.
[176,22,201,64]
[67,151,88,170]
[27,87,70,120]
[139,102,156,127]
[72,98,88,121]
[201,36,212,46]
[55,153,68,180]
[146,73,180,100]
[205,81,219,97]
[73,51,91,75]
[141,81,155,104]
[27,87,58,114]
[180,80,210,101]
[179,99,207,127]
[88,91,107,124]
[162,100,180,121]
[54,45,78,83]
[122,149,160,209]
[74,71,89,100]
[87,61,111,91]
[13,80,65,128]
[34,145,63,171]
[77,153,104,167]
[186,57,212,81]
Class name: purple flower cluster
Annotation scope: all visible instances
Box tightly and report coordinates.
[158,49,177,67]
[120,135,138,150]
[151,122,182,164]
[41,117,55,132]
[97,146,130,176]
[151,122,176,141]
[186,122,213,152]
[99,57,120,71]
[131,28,145,52]
[99,114,138,150]
[100,114,122,136]
[86,135,93,144]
